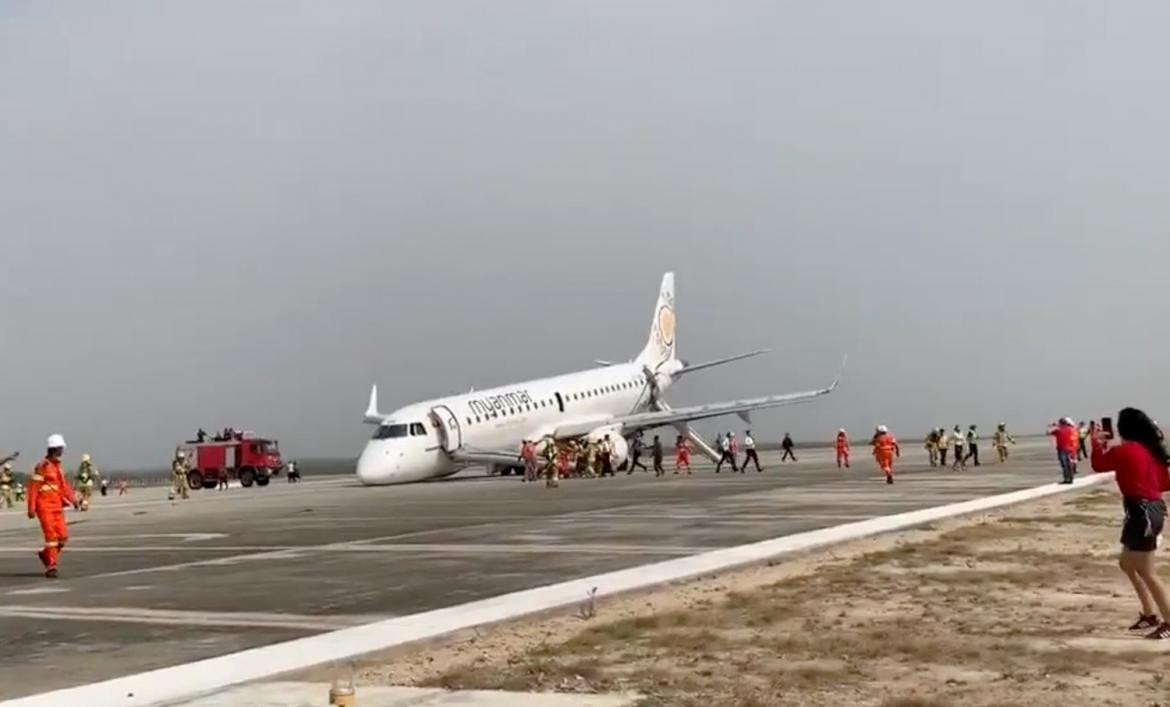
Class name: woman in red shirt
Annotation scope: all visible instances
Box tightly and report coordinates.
[1091,407,1170,639]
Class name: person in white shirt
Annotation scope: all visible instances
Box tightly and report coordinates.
[743,430,763,472]
[715,433,736,473]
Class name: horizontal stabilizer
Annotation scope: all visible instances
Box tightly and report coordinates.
[675,349,768,377]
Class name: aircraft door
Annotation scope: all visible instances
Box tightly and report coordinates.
[429,405,463,453]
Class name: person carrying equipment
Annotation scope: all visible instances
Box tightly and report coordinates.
[872,425,901,484]
[76,454,99,510]
[171,451,190,500]
[993,423,1016,463]
[835,429,850,468]
[0,459,16,509]
[28,435,79,578]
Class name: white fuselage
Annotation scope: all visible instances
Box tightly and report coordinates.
[356,361,679,485]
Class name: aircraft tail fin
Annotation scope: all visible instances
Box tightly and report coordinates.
[636,272,677,370]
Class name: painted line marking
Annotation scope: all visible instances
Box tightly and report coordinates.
[0,474,1110,707]
[6,587,70,596]
[0,606,382,632]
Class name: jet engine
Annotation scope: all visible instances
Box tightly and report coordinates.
[587,425,629,468]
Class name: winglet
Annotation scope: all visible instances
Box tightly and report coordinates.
[363,384,385,424]
[828,354,848,392]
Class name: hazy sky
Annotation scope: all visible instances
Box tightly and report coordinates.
[3,2,1170,467]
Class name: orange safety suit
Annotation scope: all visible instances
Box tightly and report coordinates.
[27,458,77,571]
[873,432,901,480]
[835,433,851,468]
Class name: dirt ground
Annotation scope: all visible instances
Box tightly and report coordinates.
[330,487,1170,706]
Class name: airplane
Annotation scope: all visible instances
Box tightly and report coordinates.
[356,273,842,485]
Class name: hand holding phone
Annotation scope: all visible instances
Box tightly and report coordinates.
[1101,417,1114,439]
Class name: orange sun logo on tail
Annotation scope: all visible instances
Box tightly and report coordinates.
[657,305,675,347]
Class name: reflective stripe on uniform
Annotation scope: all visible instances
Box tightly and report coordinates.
[43,541,58,548]
[30,475,44,482]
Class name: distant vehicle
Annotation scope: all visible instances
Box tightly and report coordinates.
[175,434,284,489]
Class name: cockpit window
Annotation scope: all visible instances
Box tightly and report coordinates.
[410,422,427,436]
[373,424,409,439]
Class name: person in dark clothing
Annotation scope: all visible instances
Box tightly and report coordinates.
[196,428,207,443]
[652,435,665,476]
[964,425,980,467]
[627,434,648,473]
[780,433,797,462]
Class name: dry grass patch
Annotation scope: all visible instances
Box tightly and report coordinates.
[351,485,1170,706]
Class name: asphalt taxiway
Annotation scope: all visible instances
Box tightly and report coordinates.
[0,442,1067,700]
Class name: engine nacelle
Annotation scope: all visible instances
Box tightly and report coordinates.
[586,426,629,468]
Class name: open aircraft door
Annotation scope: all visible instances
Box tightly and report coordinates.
[429,405,463,453]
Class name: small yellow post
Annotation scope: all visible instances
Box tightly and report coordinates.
[328,666,356,707]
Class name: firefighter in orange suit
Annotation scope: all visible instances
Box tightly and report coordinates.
[835,429,850,468]
[872,425,901,485]
[28,434,78,578]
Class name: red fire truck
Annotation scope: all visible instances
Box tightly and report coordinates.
[175,434,284,490]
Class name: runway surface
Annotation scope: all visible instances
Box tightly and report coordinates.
[0,441,1068,699]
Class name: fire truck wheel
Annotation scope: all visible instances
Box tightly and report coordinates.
[186,471,204,490]
[256,474,270,487]
[238,467,256,488]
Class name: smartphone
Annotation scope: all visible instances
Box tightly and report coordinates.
[1101,417,1114,438]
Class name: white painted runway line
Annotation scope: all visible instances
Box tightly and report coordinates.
[0,474,1109,707]
[0,606,382,631]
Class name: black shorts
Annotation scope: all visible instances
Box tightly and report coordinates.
[1121,497,1166,552]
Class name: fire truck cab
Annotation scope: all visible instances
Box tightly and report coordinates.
[175,434,284,490]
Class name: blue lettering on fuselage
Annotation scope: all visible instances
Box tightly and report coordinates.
[467,389,534,418]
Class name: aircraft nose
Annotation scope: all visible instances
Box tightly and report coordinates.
[356,441,392,485]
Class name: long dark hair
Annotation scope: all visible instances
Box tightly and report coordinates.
[1117,408,1170,466]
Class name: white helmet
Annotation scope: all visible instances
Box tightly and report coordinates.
[46,434,66,449]
[877,425,889,433]
[838,428,846,434]
[1061,417,1074,425]
[1,462,10,472]
[176,450,186,460]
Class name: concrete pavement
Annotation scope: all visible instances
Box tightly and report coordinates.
[0,441,1067,700]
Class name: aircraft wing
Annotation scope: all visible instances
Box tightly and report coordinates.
[617,384,837,434]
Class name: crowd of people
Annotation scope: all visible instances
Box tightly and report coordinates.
[514,423,1022,488]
